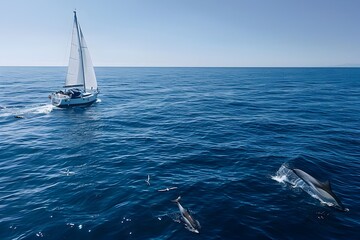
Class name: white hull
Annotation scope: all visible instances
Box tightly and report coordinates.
[51,91,98,108]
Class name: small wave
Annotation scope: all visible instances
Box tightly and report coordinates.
[96,98,102,103]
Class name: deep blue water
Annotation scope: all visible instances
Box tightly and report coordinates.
[0,67,359,239]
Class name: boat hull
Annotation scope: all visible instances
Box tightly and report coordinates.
[51,91,98,108]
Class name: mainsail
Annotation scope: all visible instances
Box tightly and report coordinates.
[65,11,97,91]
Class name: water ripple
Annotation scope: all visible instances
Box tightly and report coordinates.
[0,67,359,239]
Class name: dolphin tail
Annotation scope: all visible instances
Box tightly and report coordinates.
[172,196,181,203]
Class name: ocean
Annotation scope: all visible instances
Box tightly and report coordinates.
[0,67,359,239]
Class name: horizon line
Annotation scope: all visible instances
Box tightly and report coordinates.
[0,65,360,68]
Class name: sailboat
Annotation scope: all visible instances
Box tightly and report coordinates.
[50,11,98,108]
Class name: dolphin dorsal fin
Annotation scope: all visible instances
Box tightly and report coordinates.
[321,180,332,191]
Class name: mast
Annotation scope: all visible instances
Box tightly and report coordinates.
[73,11,86,92]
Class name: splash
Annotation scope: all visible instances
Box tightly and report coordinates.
[272,164,334,207]
[271,164,297,184]
[271,174,287,183]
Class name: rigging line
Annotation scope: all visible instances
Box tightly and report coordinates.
[74,11,86,91]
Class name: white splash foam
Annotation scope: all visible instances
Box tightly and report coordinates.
[67,223,75,227]
[271,164,293,183]
[27,104,54,115]
[0,104,55,118]
[96,98,102,103]
[273,164,345,210]
[271,174,287,183]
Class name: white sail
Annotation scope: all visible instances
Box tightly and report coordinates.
[51,11,98,108]
[65,18,84,87]
[79,27,97,91]
[64,12,97,91]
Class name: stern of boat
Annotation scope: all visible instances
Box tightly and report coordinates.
[50,92,70,107]
[49,90,98,108]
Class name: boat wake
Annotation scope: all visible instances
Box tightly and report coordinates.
[24,104,54,115]
[272,164,335,208]
[0,104,55,118]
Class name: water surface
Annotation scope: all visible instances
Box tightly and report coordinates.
[0,67,359,239]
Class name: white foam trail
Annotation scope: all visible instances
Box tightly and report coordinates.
[22,104,54,115]
[14,104,55,116]
[96,98,102,103]
[35,104,54,114]
[0,109,12,117]
[0,104,55,118]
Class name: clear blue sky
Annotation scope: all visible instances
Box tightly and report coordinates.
[0,0,359,67]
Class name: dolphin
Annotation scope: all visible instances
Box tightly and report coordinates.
[172,196,201,233]
[292,168,346,211]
